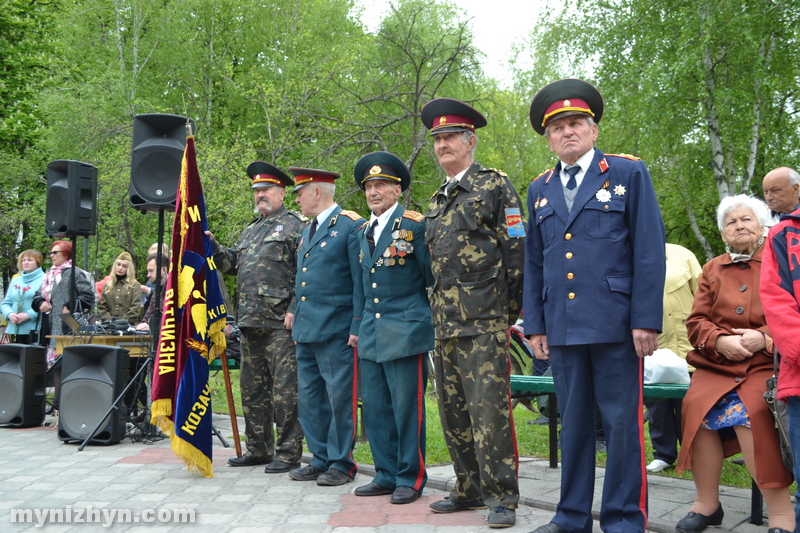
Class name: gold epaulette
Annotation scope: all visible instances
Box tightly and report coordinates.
[534,169,554,182]
[402,210,424,222]
[339,210,363,221]
[288,210,307,222]
[606,153,641,161]
[480,167,508,177]
[358,221,369,231]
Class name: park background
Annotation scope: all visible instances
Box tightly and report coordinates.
[1,0,797,289]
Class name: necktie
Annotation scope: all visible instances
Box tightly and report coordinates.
[565,166,580,191]
[445,178,457,196]
[309,218,317,239]
[366,220,378,254]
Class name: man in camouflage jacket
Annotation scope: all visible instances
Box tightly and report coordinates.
[210,162,306,473]
[421,98,525,529]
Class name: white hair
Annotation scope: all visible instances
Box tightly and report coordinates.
[317,182,335,198]
[788,168,800,188]
[716,194,770,231]
[460,130,478,158]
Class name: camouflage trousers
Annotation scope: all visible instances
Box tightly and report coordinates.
[239,327,303,463]
[433,331,519,508]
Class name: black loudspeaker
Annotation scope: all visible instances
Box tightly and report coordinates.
[45,160,98,237]
[0,344,46,428]
[129,113,194,212]
[58,345,130,445]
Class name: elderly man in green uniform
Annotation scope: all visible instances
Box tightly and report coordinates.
[208,162,306,473]
[422,98,525,529]
[289,167,366,486]
[352,152,434,504]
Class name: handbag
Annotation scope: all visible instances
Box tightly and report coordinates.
[764,347,793,472]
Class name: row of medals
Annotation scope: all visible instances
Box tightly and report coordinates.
[374,229,414,267]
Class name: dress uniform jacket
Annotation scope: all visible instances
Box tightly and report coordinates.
[523,150,665,533]
[359,206,435,362]
[357,204,434,491]
[213,204,305,329]
[425,162,525,338]
[293,205,365,342]
[523,150,665,342]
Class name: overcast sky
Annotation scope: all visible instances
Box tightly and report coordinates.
[357,0,545,85]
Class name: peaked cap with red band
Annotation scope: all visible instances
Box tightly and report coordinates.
[529,79,604,136]
[247,161,294,189]
[421,97,487,136]
[353,151,411,191]
[288,167,340,192]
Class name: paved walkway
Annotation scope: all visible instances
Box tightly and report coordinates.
[0,412,771,532]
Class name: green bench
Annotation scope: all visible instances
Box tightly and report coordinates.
[510,375,689,467]
[509,375,764,526]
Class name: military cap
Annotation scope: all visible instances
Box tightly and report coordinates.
[288,167,340,192]
[421,97,487,136]
[247,161,294,189]
[353,151,410,192]
[529,79,604,136]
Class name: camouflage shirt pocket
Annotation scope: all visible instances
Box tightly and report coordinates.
[257,284,290,320]
[455,267,502,321]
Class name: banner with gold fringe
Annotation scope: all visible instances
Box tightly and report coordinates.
[150,133,227,477]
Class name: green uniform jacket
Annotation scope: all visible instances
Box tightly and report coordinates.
[358,206,435,363]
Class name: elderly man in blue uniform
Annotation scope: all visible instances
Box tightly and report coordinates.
[352,151,434,505]
[289,167,366,486]
[423,98,525,529]
[524,79,666,533]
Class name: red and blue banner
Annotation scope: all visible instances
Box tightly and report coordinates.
[151,134,227,477]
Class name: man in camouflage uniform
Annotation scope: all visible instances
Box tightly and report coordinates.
[209,162,306,473]
[422,98,525,529]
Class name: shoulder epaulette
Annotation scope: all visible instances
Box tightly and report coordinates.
[606,153,641,161]
[479,167,508,177]
[288,210,307,222]
[339,210,363,221]
[245,216,261,227]
[358,221,369,231]
[402,210,424,222]
[533,169,554,182]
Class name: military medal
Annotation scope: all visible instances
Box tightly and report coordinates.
[540,198,548,207]
[330,231,338,237]
[595,189,611,202]
[398,258,405,265]
[614,184,626,196]
[321,241,327,247]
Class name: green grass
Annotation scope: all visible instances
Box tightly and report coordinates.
[209,370,760,489]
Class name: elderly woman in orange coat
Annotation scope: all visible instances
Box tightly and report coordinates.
[675,195,794,533]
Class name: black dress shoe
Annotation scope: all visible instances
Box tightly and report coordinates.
[767,528,796,533]
[390,486,420,504]
[531,523,567,533]
[289,464,324,481]
[264,460,300,473]
[227,455,269,467]
[429,498,487,513]
[676,504,724,532]
[355,482,394,496]
[316,468,354,486]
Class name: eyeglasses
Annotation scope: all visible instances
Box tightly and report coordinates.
[49,251,62,256]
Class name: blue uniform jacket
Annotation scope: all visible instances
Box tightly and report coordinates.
[293,205,366,342]
[523,150,665,345]
[358,205,435,363]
